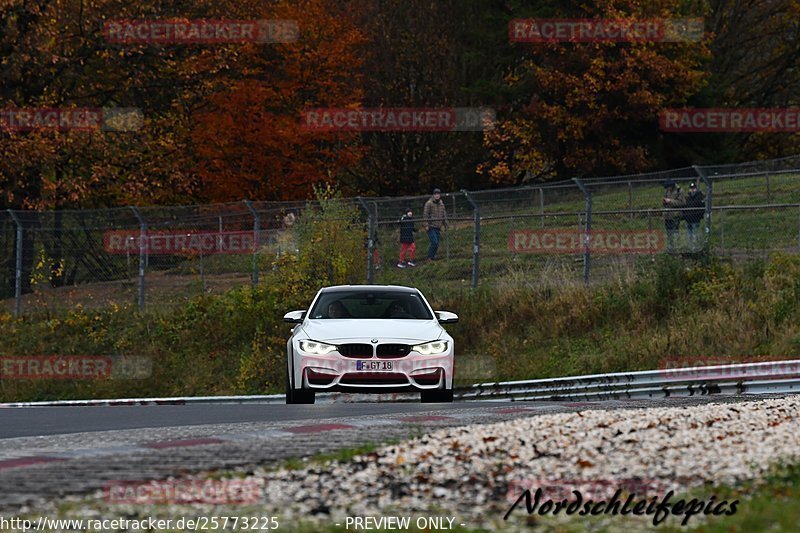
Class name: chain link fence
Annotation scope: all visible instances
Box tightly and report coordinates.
[4,155,800,315]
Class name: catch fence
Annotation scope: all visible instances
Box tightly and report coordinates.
[3,155,800,315]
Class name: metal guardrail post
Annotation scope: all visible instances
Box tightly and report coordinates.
[693,165,712,251]
[7,210,23,317]
[461,190,480,288]
[129,206,146,309]
[357,197,374,284]
[243,200,260,289]
[572,178,592,284]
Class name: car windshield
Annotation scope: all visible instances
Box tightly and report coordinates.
[309,290,433,320]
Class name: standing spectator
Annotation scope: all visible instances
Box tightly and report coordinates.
[662,179,685,251]
[277,209,298,255]
[397,207,417,268]
[684,181,705,252]
[365,234,381,271]
[423,188,448,260]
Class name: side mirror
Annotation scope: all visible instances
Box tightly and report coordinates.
[283,310,306,324]
[435,310,459,324]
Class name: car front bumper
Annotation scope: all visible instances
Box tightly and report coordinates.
[292,343,454,391]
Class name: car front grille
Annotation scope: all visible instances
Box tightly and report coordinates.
[376,344,412,358]
[337,343,374,358]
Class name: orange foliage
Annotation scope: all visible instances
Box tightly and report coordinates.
[191,0,366,202]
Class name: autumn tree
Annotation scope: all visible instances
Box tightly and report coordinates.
[480,0,710,184]
[0,0,248,210]
[667,0,800,163]
[340,0,517,196]
[190,0,366,202]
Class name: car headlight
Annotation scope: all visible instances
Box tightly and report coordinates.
[298,340,337,355]
[412,341,448,355]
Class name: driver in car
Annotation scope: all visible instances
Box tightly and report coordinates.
[387,301,412,319]
[327,301,350,318]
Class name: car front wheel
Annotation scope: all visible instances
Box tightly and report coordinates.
[286,369,315,404]
[420,388,453,403]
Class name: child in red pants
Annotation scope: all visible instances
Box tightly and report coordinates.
[397,207,416,268]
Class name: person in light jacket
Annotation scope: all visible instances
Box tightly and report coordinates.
[423,188,448,260]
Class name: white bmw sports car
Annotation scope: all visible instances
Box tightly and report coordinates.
[283,285,458,404]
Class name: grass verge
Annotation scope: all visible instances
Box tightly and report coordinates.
[2,252,800,402]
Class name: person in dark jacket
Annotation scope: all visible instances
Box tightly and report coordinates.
[662,179,685,251]
[397,207,416,268]
[684,181,705,251]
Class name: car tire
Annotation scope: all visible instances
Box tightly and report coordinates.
[420,388,453,403]
[286,369,315,404]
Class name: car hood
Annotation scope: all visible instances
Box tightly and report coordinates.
[300,319,444,343]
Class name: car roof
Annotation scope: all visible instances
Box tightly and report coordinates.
[320,285,420,293]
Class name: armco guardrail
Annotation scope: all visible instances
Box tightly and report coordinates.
[459,360,800,402]
[2,360,798,407]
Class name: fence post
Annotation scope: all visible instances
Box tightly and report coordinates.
[627,181,633,211]
[7,210,23,317]
[510,215,516,259]
[461,190,480,288]
[572,178,592,284]
[445,196,450,261]
[243,200,260,289]
[693,165,712,252]
[539,187,545,228]
[766,173,772,204]
[129,206,146,309]
[372,200,383,269]
[449,195,455,260]
[357,197,375,284]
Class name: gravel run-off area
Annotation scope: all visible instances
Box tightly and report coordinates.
[32,395,800,531]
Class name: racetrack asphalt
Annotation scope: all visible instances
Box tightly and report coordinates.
[0,401,520,439]
[0,395,785,512]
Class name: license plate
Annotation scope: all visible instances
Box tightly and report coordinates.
[356,360,393,371]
